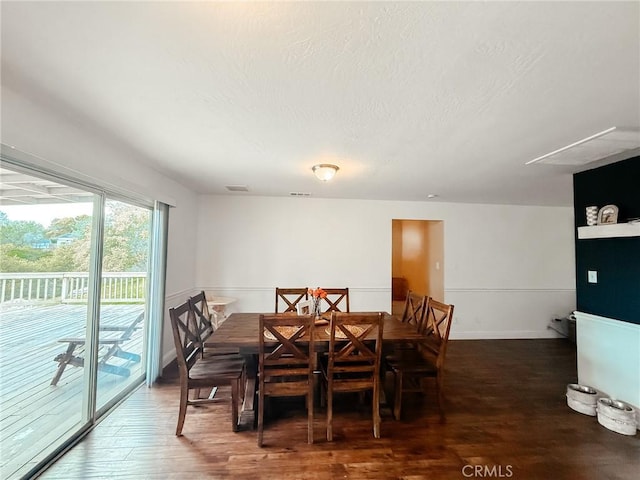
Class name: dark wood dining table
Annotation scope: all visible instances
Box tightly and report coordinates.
[205,311,423,428]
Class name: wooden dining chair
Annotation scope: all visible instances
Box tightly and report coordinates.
[274,287,309,313]
[319,288,350,313]
[188,291,214,341]
[381,292,429,376]
[386,299,454,422]
[402,291,430,332]
[189,291,240,357]
[321,312,384,441]
[169,302,245,436]
[388,291,429,352]
[258,313,315,446]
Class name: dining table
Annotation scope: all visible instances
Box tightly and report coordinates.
[205,311,425,428]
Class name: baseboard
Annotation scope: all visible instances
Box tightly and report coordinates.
[451,329,563,340]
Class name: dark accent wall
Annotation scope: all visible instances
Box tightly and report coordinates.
[573,157,640,325]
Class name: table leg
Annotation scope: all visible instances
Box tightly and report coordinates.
[238,354,257,429]
[379,369,392,417]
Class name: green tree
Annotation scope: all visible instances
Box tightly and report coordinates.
[0,203,149,274]
[0,244,41,272]
[1,244,48,271]
[0,213,90,272]
[102,202,149,272]
[46,215,92,241]
[45,243,86,271]
[0,219,47,246]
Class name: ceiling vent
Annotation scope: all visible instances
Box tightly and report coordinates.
[289,192,311,197]
[526,127,640,166]
[225,185,249,192]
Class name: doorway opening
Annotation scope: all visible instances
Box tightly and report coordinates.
[391,219,444,315]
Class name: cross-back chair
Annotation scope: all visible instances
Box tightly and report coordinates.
[274,287,309,313]
[321,312,384,441]
[188,291,214,342]
[320,287,350,313]
[258,314,315,446]
[189,291,240,357]
[169,301,245,436]
[386,299,454,422]
[402,291,429,332]
[383,291,429,361]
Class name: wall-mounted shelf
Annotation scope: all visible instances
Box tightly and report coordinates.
[578,223,640,239]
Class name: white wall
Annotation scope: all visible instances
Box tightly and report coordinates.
[0,74,578,351]
[197,195,576,339]
[576,312,640,426]
[1,83,200,367]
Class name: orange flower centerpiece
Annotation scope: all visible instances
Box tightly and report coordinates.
[308,287,327,318]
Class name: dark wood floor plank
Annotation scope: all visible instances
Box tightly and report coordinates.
[37,339,639,480]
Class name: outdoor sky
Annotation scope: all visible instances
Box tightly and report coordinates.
[0,203,93,227]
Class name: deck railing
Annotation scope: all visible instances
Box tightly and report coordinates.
[0,272,146,304]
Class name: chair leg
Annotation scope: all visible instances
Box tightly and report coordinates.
[176,385,188,436]
[50,342,78,386]
[373,380,381,439]
[239,367,246,401]
[393,370,403,421]
[436,372,445,423]
[231,379,239,432]
[327,381,333,442]
[307,390,314,444]
[257,387,264,447]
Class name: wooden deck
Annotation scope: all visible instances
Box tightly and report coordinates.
[0,303,145,480]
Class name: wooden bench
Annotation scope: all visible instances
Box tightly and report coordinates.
[50,312,144,386]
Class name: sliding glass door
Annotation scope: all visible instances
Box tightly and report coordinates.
[0,163,155,479]
[96,199,151,411]
[0,167,96,479]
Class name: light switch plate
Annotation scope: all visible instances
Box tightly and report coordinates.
[588,270,598,283]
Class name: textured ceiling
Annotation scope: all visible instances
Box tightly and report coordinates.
[1,1,639,206]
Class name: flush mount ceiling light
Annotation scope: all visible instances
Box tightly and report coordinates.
[525,126,640,166]
[312,163,339,181]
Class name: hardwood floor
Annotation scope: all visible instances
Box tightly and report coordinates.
[38,340,639,480]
